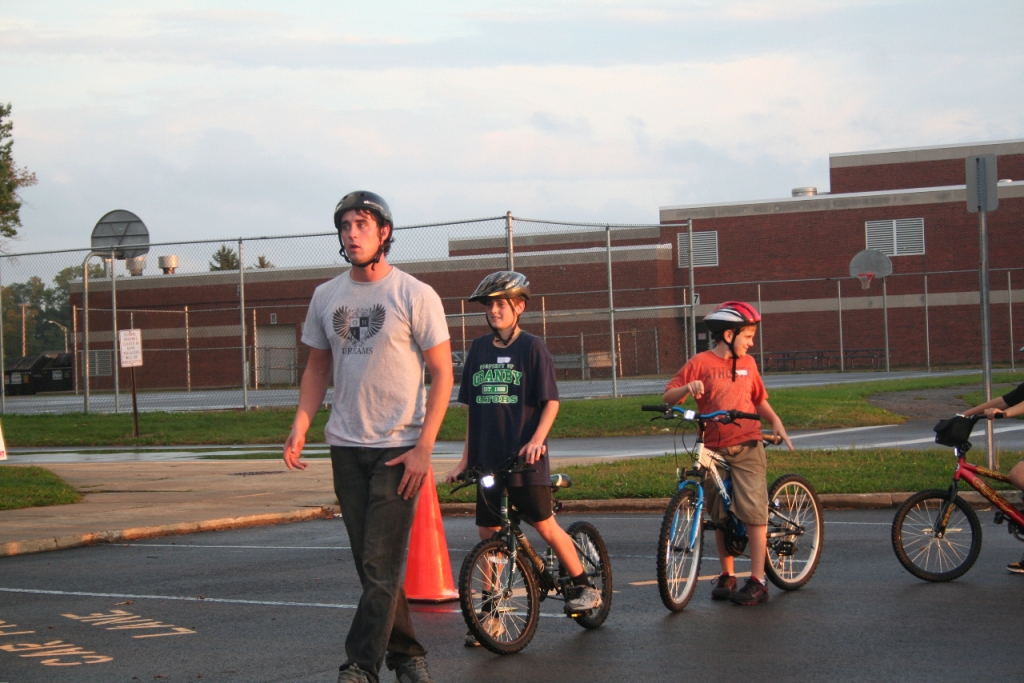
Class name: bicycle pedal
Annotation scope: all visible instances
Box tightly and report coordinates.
[995,511,1007,525]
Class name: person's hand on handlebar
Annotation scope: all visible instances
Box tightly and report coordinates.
[519,439,547,464]
[985,408,1007,420]
[445,459,469,484]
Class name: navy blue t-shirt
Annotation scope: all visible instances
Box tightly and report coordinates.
[457,331,559,487]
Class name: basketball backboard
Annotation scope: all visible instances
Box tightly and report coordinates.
[849,249,893,289]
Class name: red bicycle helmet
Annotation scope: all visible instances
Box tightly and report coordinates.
[703,301,761,380]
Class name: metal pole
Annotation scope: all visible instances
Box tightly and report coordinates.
[633,329,638,375]
[837,280,845,373]
[654,326,660,375]
[20,303,26,357]
[72,305,79,395]
[542,296,547,340]
[253,308,259,389]
[924,274,931,371]
[184,306,191,391]
[606,225,618,398]
[460,300,466,355]
[82,253,93,414]
[687,219,697,358]
[579,332,586,380]
[505,211,514,272]
[757,283,764,373]
[882,278,890,373]
[682,288,689,360]
[1009,271,1015,370]
[979,209,995,466]
[239,238,249,411]
[0,256,5,414]
[111,249,120,414]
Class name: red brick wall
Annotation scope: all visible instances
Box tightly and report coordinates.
[831,154,1024,193]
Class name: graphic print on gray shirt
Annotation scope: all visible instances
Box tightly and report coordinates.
[302,268,449,448]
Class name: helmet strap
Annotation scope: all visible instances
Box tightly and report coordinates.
[487,304,522,347]
[338,224,390,271]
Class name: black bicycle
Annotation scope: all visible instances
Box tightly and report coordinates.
[450,458,613,654]
[641,404,824,611]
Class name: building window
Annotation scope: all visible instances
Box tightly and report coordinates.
[85,350,112,377]
[865,218,925,256]
[677,230,719,268]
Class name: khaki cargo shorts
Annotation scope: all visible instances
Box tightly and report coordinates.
[702,440,768,526]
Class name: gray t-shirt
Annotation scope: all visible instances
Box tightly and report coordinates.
[301,267,450,448]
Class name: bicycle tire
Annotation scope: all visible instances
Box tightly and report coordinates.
[458,538,540,655]
[656,486,703,611]
[891,489,982,582]
[564,521,613,629]
[764,474,823,590]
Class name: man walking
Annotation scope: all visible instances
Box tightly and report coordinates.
[284,191,453,683]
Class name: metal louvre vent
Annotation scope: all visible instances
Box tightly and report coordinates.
[86,350,112,377]
[865,218,924,256]
[677,230,719,268]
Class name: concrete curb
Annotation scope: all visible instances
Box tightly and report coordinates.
[0,506,336,558]
[439,490,1023,515]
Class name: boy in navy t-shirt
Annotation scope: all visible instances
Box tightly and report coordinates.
[446,272,602,643]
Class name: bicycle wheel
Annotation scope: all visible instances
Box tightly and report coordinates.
[458,538,540,655]
[891,489,982,582]
[764,474,823,590]
[564,521,613,629]
[656,486,703,611]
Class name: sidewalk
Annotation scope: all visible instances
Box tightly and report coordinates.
[1,459,1020,558]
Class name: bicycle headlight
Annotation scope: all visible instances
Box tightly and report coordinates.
[683,409,697,420]
[481,474,496,488]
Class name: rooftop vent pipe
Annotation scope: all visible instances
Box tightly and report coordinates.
[158,255,178,275]
[792,187,818,197]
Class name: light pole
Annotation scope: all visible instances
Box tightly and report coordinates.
[45,320,69,353]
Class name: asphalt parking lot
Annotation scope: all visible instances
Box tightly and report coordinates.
[0,509,1019,682]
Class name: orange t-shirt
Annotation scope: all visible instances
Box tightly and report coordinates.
[665,350,768,449]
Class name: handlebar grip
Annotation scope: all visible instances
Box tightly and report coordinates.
[761,431,783,445]
[733,411,761,421]
[642,404,671,412]
[994,412,1005,419]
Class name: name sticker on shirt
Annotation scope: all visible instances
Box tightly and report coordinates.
[735,369,748,376]
[497,357,511,363]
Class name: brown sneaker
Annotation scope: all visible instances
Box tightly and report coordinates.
[729,577,769,605]
[1007,557,1024,574]
[711,574,737,600]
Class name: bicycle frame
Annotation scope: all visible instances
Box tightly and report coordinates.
[942,447,1024,530]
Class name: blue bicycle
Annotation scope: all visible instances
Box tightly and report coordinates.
[642,404,824,611]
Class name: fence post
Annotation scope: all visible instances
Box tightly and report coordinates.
[632,329,638,375]
[253,308,259,389]
[1009,271,1015,370]
[72,304,79,395]
[687,219,697,359]
[606,225,618,398]
[542,296,547,340]
[882,277,890,372]
[460,299,466,355]
[82,252,95,414]
[682,289,689,360]
[837,280,844,373]
[506,211,514,271]
[579,332,586,380]
[924,274,931,371]
[239,238,249,411]
[184,305,192,391]
[0,256,5,415]
[757,283,764,374]
[111,249,120,414]
[654,326,660,374]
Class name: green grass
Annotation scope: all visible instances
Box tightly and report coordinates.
[0,465,82,510]
[436,448,1018,503]
[4,371,1022,448]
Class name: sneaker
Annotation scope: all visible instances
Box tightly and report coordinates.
[729,577,770,605]
[1007,557,1024,574]
[464,630,481,647]
[711,574,736,600]
[388,655,435,683]
[564,585,603,614]
[337,663,371,683]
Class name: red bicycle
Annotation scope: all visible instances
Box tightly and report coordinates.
[891,413,1024,581]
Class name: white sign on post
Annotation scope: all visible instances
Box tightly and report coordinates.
[119,329,143,368]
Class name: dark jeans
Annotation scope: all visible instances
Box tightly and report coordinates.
[331,446,426,681]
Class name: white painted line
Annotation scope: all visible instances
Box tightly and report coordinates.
[856,423,1024,449]
[0,587,358,609]
[788,425,894,440]
[126,543,351,550]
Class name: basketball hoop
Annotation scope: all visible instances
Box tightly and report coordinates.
[849,249,893,291]
[857,273,874,290]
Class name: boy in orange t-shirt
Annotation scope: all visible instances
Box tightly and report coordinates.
[664,301,793,605]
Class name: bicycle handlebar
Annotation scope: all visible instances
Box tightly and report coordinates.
[640,405,761,423]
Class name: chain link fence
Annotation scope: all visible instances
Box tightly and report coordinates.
[0,215,1014,415]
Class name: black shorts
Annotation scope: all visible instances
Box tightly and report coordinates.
[475,484,553,527]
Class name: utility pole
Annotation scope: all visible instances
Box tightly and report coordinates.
[20,303,28,356]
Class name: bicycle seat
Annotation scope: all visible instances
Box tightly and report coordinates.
[550,473,572,489]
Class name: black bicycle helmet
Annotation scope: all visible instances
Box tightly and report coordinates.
[469,271,531,347]
[333,190,394,268]
[468,271,531,302]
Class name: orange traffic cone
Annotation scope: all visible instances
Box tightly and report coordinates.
[405,467,459,602]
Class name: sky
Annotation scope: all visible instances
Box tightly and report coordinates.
[1,0,1022,255]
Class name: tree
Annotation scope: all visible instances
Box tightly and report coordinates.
[0,103,37,242]
[209,244,240,271]
[255,255,275,269]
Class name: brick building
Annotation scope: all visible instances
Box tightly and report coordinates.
[70,138,1024,392]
